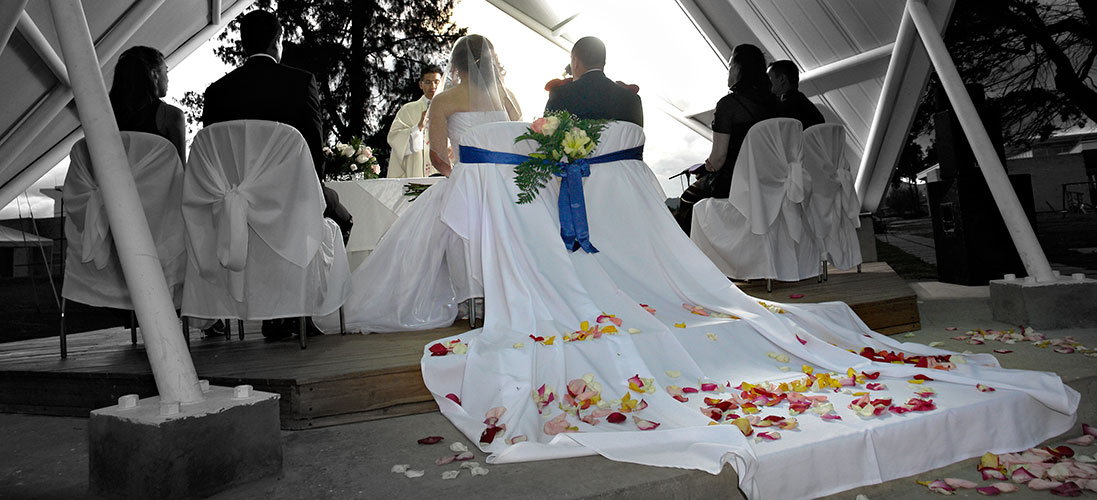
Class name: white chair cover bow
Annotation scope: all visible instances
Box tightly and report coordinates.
[62,132,185,309]
[181,120,349,320]
[803,124,862,270]
[692,118,821,281]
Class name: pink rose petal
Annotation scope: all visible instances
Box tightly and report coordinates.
[1011,465,1038,483]
[821,413,842,421]
[454,451,475,461]
[1028,478,1063,490]
[682,387,699,393]
[435,454,455,465]
[633,415,660,430]
[928,479,955,494]
[756,431,781,440]
[796,334,807,345]
[789,293,804,299]
[976,486,1001,496]
[976,384,996,392]
[993,349,1013,354]
[1084,423,1097,437]
[942,478,978,489]
[700,383,718,392]
[945,327,958,331]
[1067,434,1095,446]
[507,435,527,445]
[981,467,1007,480]
[991,483,1018,493]
[1055,347,1076,354]
[952,336,971,341]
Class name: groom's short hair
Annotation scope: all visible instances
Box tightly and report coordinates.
[767,60,800,87]
[239,10,282,56]
[421,65,443,80]
[572,37,606,69]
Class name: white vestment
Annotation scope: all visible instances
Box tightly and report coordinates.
[386,96,430,178]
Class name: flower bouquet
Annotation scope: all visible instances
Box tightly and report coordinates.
[513,110,606,204]
[324,137,380,181]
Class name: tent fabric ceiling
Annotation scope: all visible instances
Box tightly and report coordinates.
[490,0,956,211]
[0,0,254,210]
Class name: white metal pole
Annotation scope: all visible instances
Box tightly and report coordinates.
[907,0,1056,283]
[49,0,204,404]
[18,11,70,87]
[0,0,29,55]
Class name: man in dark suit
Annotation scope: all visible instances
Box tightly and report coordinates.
[767,60,825,129]
[202,9,348,340]
[544,37,643,126]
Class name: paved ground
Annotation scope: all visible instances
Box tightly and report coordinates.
[2,281,1094,500]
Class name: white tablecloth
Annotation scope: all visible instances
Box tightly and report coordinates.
[327,176,444,269]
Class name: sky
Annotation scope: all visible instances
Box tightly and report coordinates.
[1,0,724,221]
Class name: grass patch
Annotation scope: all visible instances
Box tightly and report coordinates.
[875,239,938,281]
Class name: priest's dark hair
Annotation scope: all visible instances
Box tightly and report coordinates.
[239,10,282,56]
[109,46,163,127]
[767,60,801,87]
[421,64,444,80]
[730,44,769,90]
[572,36,606,69]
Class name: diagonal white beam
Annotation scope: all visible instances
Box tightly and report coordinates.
[0,0,29,56]
[907,0,1054,282]
[50,0,203,404]
[18,11,70,87]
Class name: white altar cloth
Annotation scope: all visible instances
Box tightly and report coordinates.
[327,176,443,269]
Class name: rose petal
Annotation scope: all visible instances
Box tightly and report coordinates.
[633,415,660,430]
[943,478,979,489]
[606,412,626,424]
[682,387,699,393]
[1055,347,1076,354]
[1068,435,1096,446]
[977,384,996,392]
[946,327,958,331]
[435,455,456,465]
[1049,481,1082,496]
[454,451,475,461]
[418,436,445,445]
[459,461,480,469]
[1084,423,1096,437]
[789,294,804,299]
[442,470,460,480]
[445,393,461,405]
[994,349,1013,354]
[449,442,468,452]
[975,486,1001,496]
[756,431,781,441]
[391,464,410,473]
[1011,465,1038,483]
[404,469,425,478]
[1028,478,1063,490]
[928,479,956,494]
[796,334,808,345]
[981,467,1007,480]
[507,435,527,445]
[470,466,489,476]
[991,482,1018,493]
[480,425,503,445]
[428,343,449,356]
[701,383,718,392]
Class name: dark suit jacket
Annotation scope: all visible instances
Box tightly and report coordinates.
[778,90,825,129]
[544,70,643,126]
[202,55,325,179]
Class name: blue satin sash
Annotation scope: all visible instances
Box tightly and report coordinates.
[459,144,645,253]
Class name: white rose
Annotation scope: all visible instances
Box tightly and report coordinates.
[542,116,560,136]
[341,147,355,158]
[322,146,332,155]
[357,144,368,155]
[350,164,358,171]
[355,153,370,164]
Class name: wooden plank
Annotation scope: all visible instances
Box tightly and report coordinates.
[282,400,440,430]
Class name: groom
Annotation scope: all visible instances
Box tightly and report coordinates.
[545,37,643,126]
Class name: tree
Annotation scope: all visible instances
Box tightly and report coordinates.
[184,0,466,174]
[909,0,1095,155]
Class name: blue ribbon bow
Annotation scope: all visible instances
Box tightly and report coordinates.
[459,144,644,253]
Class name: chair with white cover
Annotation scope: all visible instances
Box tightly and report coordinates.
[181,120,349,349]
[61,132,186,358]
[690,118,820,288]
[803,124,862,278]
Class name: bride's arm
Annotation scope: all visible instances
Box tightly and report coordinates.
[428,101,453,176]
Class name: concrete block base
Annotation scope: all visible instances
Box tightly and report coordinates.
[857,213,878,262]
[990,273,1097,329]
[89,385,281,500]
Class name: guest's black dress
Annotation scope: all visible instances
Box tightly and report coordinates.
[114,99,187,163]
[675,83,780,233]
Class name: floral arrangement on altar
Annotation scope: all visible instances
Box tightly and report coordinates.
[513,110,607,204]
[323,138,380,181]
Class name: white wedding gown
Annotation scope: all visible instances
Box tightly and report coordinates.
[411,120,1079,499]
[318,111,506,333]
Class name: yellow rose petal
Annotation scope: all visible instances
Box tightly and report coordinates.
[627,328,642,334]
[665,370,682,378]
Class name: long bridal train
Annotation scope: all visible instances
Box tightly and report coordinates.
[341,121,1076,499]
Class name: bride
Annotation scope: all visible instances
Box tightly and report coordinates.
[320,34,519,333]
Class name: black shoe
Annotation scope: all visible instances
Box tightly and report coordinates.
[286,318,325,337]
[203,320,228,339]
[261,319,291,341]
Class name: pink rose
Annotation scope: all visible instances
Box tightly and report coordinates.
[531,117,547,134]
[371,163,380,175]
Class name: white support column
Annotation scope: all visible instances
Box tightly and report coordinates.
[0,0,29,55]
[49,0,203,404]
[18,11,70,87]
[907,0,1055,283]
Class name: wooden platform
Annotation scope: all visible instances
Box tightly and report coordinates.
[0,261,918,429]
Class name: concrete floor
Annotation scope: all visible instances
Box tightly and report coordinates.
[1,283,1094,500]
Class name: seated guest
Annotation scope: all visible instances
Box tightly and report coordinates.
[109,46,187,162]
[201,9,349,340]
[767,59,825,128]
[674,44,780,234]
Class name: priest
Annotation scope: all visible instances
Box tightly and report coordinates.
[386,65,443,178]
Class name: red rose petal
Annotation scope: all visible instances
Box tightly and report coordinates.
[417,436,445,445]
[606,412,626,424]
[428,343,450,356]
[789,294,804,299]
[445,393,461,405]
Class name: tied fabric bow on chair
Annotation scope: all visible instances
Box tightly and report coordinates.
[781,159,806,243]
[460,145,644,254]
[214,186,251,301]
[836,167,861,227]
[80,188,113,270]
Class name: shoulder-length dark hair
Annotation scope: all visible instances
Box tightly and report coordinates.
[730,44,769,91]
[109,46,163,124]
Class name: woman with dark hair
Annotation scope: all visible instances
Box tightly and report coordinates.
[109,46,187,162]
[674,43,781,234]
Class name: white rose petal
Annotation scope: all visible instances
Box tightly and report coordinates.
[459,461,480,469]
[665,370,681,378]
[391,464,410,473]
[442,470,460,480]
[627,328,641,334]
[470,466,489,476]
[404,469,425,478]
[449,442,468,452]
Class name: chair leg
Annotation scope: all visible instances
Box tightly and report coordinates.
[469,298,477,329]
[818,260,824,283]
[182,316,190,348]
[60,297,67,359]
[339,307,346,335]
[857,263,862,273]
[130,310,138,345]
[299,316,307,350]
[224,319,231,340]
[824,260,830,282]
[238,320,245,341]
[766,279,772,293]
